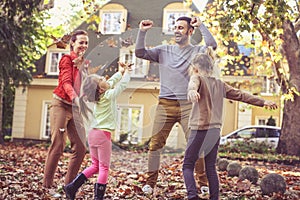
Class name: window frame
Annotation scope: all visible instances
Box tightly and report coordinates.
[40,100,51,139]
[115,104,144,144]
[99,9,127,35]
[162,8,190,35]
[46,49,69,75]
[260,76,279,95]
[119,47,149,78]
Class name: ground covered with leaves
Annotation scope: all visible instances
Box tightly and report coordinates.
[0,142,299,200]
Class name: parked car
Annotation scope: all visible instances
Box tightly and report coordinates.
[220,125,281,148]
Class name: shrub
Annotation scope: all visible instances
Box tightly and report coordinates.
[219,139,275,154]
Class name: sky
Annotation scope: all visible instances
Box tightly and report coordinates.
[45,0,84,27]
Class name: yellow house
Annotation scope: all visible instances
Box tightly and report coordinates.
[11,0,281,149]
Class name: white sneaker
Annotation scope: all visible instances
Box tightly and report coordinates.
[142,184,153,195]
[48,189,62,198]
[200,186,209,194]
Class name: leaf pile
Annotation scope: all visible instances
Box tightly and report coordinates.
[0,143,299,199]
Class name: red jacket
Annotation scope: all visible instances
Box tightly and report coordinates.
[53,51,82,103]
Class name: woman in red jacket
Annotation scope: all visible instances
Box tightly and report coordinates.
[43,30,89,193]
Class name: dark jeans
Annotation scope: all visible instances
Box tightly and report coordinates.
[183,129,220,200]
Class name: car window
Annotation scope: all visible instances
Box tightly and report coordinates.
[256,128,268,138]
[236,128,256,138]
[267,128,280,137]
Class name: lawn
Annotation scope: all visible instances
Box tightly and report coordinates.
[0,142,299,199]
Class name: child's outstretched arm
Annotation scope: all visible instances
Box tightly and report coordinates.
[118,61,133,75]
[264,100,278,110]
[106,62,133,88]
[105,62,133,99]
[225,82,278,109]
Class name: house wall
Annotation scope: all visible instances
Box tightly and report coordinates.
[251,95,281,126]
[222,99,238,135]
[24,85,54,139]
[11,0,282,149]
[11,87,28,139]
[117,88,159,143]
[12,78,280,149]
[12,79,57,140]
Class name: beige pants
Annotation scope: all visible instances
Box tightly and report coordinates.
[146,98,208,188]
[43,98,86,188]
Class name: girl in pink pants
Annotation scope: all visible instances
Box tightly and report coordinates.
[82,129,112,184]
[64,62,132,200]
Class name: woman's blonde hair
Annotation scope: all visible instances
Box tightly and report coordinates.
[79,74,103,119]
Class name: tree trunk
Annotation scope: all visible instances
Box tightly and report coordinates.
[277,96,300,156]
[0,78,4,145]
[276,20,300,156]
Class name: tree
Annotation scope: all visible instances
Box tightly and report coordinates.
[199,0,300,156]
[0,0,50,144]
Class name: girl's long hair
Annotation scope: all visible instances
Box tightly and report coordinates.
[79,74,102,119]
[189,46,221,78]
[190,53,214,76]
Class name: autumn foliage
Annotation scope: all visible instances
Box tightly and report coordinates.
[0,142,299,199]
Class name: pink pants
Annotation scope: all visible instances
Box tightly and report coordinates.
[82,129,111,184]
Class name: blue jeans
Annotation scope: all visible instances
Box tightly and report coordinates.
[183,129,220,200]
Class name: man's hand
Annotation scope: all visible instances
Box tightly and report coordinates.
[190,17,202,28]
[139,20,153,32]
[187,90,200,103]
[264,100,278,110]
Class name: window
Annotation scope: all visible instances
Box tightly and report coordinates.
[267,129,280,137]
[40,101,51,139]
[46,50,68,75]
[99,5,127,35]
[162,3,191,35]
[255,116,279,127]
[256,128,268,138]
[261,76,279,94]
[258,119,266,125]
[119,48,149,78]
[233,128,256,139]
[115,104,143,144]
[256,128,280,138]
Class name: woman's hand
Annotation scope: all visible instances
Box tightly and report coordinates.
[73,55,84,68]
